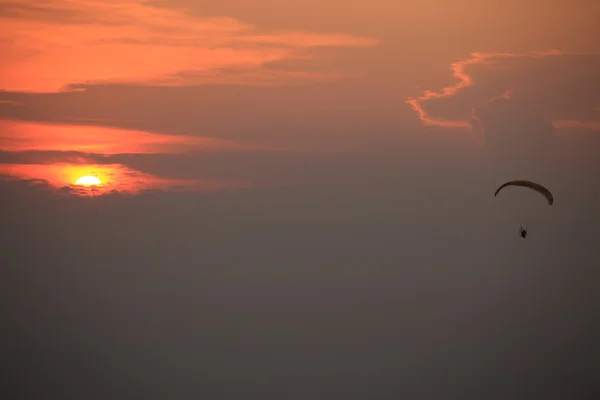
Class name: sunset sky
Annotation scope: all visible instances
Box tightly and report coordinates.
[2,1,600,398]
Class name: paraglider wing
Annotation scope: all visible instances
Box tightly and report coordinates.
[494,180,554,205]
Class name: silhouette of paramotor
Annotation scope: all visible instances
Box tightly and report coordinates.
[494,180,553,205]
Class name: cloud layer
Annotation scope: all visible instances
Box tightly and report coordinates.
[0,0,377,92]
[407,51,600,133]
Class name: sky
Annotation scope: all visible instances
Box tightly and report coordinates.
[2,1,600,398]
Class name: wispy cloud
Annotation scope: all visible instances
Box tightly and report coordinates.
[552,119,600,131]
[0,0,378,92]
[405,49,600,175]
[406,50,565,130]
[0,119,278,154]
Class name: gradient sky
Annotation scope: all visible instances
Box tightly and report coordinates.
[2,1,600,399]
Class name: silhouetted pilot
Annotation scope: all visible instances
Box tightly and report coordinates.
[519,226,527,239]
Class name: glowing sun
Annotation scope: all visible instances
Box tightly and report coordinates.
[75,175,102,186]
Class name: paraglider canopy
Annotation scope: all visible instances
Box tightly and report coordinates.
[494,180,553,205]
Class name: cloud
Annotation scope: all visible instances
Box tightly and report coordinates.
[0,79,406,196]
[233,31,377,48]
[470,89,556,165]
[405,50,600,179]
[0,162,252,194]
[0,81,408,154]
[0,128,488,196]
[0,119,277,154]
[407,51,600,135]
[0,118,283,193]
[0,148,399,191]
[0,0,378,92]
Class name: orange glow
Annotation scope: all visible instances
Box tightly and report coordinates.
[0,119,268,196]
[0,163,252,195]
[0,119,273,154]
[0,163,143,194]
[0,0,377,92]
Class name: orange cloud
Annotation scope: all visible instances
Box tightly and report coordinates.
[406,50,573,130]
[0,0,378,92]
[234,32,378,48]
[0,119,276,154]
[552,120,600,131]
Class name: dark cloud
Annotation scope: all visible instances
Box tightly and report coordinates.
[0,149,364,184]
[0,150,104,165]
[467,53,600,122]
[0,81,408,151]
[0,128,482,185]
[410,52,600,134]
[406,51,600,184]
[470,90,556,167]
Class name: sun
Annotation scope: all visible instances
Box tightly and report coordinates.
[75,175,102,186]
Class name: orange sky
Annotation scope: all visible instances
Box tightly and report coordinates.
[4,3,600,395]
[1,0,599,195]
[0,0,377,92]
